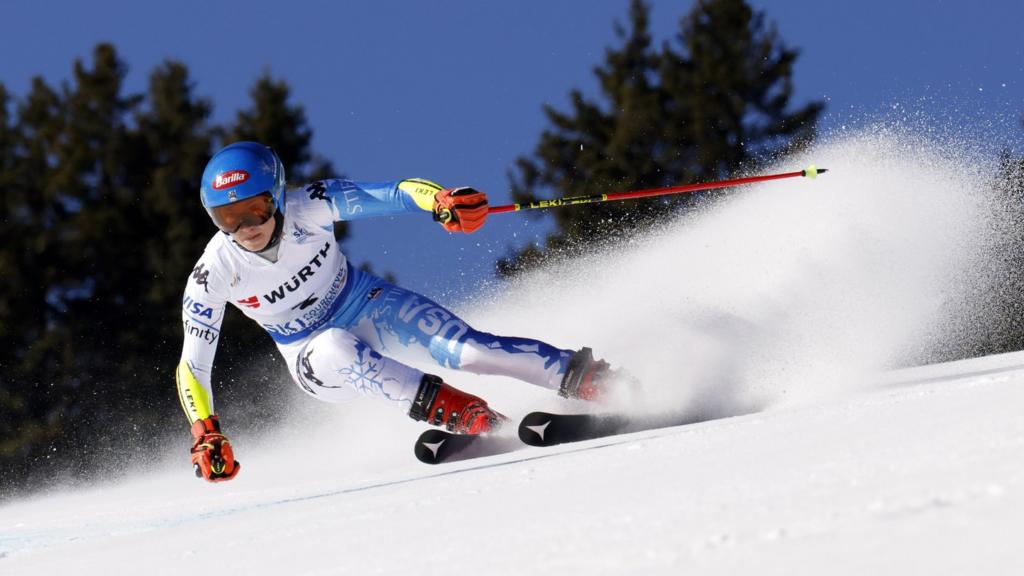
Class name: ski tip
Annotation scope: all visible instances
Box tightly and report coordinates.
[802,165,828,179]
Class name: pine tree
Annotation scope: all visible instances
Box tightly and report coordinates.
[0,83,16,354]
[0,76,70,475]
[0,81,32,462]
[500,0,823,276]
[665,0,822,179]
[228,72,337,183]
[132,61,215,313]
[500,0,666,275]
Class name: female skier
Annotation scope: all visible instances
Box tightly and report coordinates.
[179,142,619,482]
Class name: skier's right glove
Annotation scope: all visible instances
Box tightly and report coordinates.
[190,415,240,483]
[433,187,488,233]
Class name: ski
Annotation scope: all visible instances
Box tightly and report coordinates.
[413,428,520,465]
[417,411,696,462]
[518,411,696,447]
[517,411,632,447]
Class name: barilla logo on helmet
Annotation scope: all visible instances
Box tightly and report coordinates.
[213,170,250,191]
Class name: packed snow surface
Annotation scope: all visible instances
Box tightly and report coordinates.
[2,130,1021,574]
[3,353,1023,575]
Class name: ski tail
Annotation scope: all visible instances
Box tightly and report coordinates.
[518,412,631,447]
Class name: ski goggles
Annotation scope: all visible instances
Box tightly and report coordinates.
[208,192,276,233]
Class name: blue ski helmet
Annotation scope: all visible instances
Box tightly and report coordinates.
[200,142,286,216]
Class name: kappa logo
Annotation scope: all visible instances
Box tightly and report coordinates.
[237,296,260,309]
[306,181,328,201]
[213,170,250,190]
[191,264,210,293]
[367,287,383,301]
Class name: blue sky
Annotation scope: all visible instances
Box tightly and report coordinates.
[3,1,1023,301]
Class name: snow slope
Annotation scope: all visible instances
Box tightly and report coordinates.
[2,352,1023,575]
[2,129,1021,574]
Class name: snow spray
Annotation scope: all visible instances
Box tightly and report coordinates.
[470,125,1008,417]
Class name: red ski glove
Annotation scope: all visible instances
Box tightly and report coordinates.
[190,416,240,483]
[433,187,488,233]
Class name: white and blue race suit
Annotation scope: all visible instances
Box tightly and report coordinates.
[177,178,572,423]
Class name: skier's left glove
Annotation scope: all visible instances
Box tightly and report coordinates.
[433,187,488,233]
[190,415,240,483]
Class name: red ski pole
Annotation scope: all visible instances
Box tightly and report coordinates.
[487,165,827,215]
